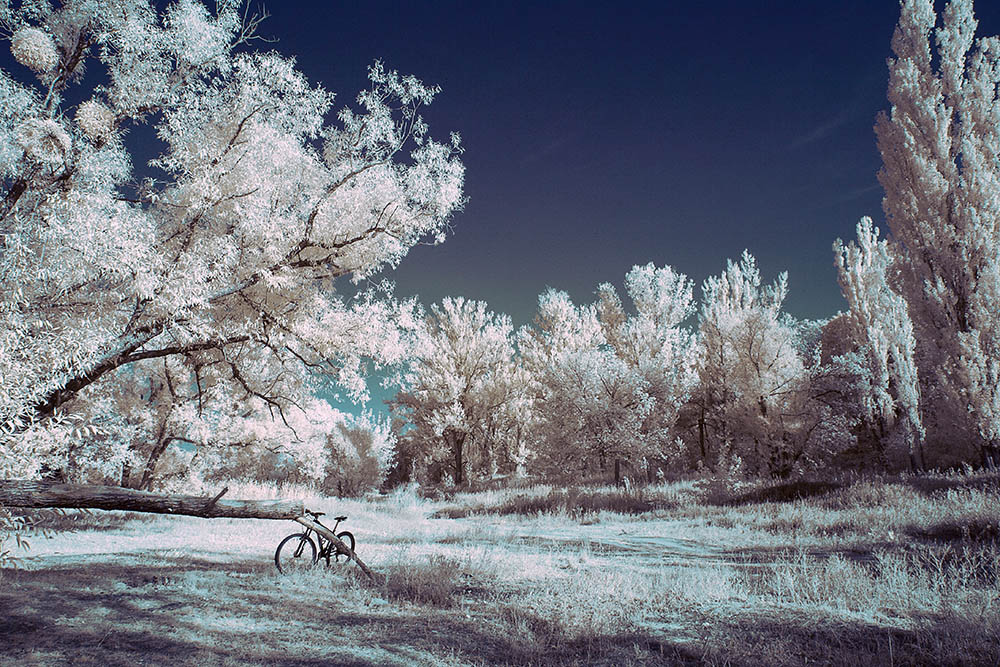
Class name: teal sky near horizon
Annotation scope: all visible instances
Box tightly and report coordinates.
[260,0,1000,328]
[253,0,1000,415]
[7,1,1000,417]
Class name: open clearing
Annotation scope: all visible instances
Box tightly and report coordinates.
[2,477,999,665]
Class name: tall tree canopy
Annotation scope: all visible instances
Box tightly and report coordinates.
[0,0,464,478]
[876,0,1000,465]
[391,297,527,486]
[834,218,924,470]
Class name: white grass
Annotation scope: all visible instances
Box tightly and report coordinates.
[5,472,1000,665]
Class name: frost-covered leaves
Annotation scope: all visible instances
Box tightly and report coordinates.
[876,0,1000,456]
[392,297,528,484]
[0,0,463,478]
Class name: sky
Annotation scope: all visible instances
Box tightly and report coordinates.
[257,0,1000,326]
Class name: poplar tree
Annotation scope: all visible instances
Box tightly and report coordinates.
[876,0,1000,466]
[834,218,924,470]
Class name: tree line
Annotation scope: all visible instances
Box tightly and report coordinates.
[1,0,998,493]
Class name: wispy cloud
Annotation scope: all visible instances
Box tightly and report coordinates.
[801,182,883,215]
[833,182,882,205]
[788,108,856,150]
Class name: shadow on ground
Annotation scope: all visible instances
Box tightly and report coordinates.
[4,551,997,666]
[905,472,1000,496]
[695,605,1000,667]
[710,471,1000,509]
[0,555,703,666]
[721,481,844,506]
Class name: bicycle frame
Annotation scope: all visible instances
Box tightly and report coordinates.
[277,512,373,580]
[301,517,346,559]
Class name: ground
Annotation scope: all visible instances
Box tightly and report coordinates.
[2,476,998,665]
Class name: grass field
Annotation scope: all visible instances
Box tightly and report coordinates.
[2,472,999,666]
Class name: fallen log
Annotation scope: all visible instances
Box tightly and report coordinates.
[0,481,303,519]
[1,481,377,580]
[294,514,376,582]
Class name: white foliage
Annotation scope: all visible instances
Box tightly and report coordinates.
[322,409,395,495]
[876,0,1000,459]
[537,345,654,469]
[520,288,605,366]
[393,297,528,484]
[521,264,699,478]
[834,218,924,469]
[15,117,69,163]
[75,99,115,141]
[0,1,463,478]
[10,27,58,72]
[694,251,817,476]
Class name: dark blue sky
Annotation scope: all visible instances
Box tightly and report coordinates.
[262,0,1000,325]
[11,1,999,326]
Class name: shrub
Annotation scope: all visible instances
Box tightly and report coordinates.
[380,553,462,607]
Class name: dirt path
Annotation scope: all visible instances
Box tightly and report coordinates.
[455,519,879,571]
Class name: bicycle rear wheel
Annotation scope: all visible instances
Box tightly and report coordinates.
[333,531,355,564]
[274,533,317,573]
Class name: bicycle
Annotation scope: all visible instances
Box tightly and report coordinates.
[274,509,356,574]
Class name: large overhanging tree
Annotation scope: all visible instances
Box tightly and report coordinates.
[0,0,464,479]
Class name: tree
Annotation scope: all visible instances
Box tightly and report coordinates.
[390,297,527,486]
[876,0,1000,466]
[520,265,698,483]
[595,263,699,478]
[190,396,341,489]
[321,411,395,497]
[693,251,816,477]
[534,346,653,481]
[834,218,925,470]
[517,288,610,478]
[0,1,464,478]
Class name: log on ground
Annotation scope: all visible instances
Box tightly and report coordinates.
[295,514,376,582]
[0,481,303,519]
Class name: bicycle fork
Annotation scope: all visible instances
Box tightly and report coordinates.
[295,528,314,557]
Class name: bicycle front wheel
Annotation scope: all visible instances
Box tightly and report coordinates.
[333,531,355,563]
[274,533,317,574]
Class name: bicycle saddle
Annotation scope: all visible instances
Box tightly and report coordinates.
[305,510,325,517]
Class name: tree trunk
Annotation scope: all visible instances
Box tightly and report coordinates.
[446,429,466,486]
[982,442,999,471]
[698,407,708,460]
[0,481,303,519]
[139,435,172,490]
